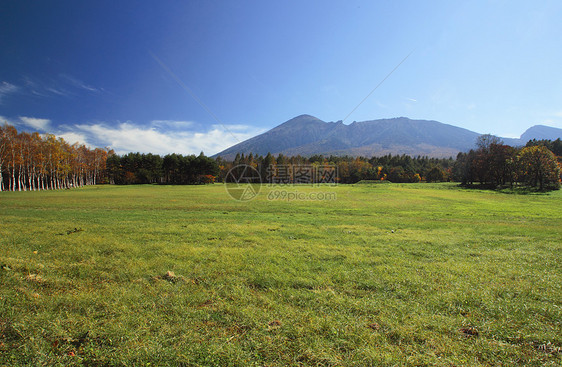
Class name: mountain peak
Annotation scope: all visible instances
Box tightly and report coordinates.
[295,114,320,120]
[277,114,323,126]
[521,125,562,141]
[214,115,562,159]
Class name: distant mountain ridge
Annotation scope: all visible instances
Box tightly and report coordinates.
[214,115,562,159]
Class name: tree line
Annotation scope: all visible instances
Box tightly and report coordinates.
[106,152,219,185]
[0,124,109,192]
[453,136,561,190]
[216,152,456,184]
[216,138,561,190]
[2,122,560,191]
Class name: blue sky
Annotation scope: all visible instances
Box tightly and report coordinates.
[1,0,561,155]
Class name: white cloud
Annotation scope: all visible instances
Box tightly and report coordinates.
[57,132,90,146]
[66,121,264,156]
[2,113,264,155]
[0,115,12,125]
[19,116,51,131]
[0,81,18,104]
[497,132,520,139]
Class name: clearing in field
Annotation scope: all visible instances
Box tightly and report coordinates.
[1,183,561,366]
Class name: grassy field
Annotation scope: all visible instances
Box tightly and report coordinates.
[1,183,561,366]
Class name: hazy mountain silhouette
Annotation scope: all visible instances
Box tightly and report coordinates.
[214,115,562,159]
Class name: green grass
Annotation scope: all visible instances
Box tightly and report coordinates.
[1,183,561,366]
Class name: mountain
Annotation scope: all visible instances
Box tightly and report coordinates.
[214,115,562,159]
[500,125,562,147]
[520,125,562,142]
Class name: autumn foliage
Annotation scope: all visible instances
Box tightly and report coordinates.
[217,152,455,184]
[454,135,561,190]
[0,124,110,191]
[517,145,560,190]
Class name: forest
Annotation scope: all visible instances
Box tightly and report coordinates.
[455,135,561,190]
[105,152,219,185]
[217,135,561,190]
[1,124,561,191]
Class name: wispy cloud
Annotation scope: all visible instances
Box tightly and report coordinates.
[59,74,101,93]
[406,98,417,102]
[17,74,102,100]
[45,87,70,96]
[19,116,51,131]
[23,76,50,97]
[0,81,18,104]
[151,120,194,130]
